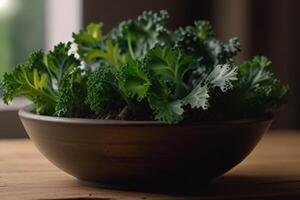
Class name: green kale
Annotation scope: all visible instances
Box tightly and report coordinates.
[143,45,238,123]
[73,23,103,63]
[175,20,240,69]
[206,56,289,119]
[0,10,288,124]
[85,65,125,116]
[1,42,88,117]
[145,45,196,98]
[47,42,81,85]
[119,60,151,100]
[86,39,129,70]
[55,68,91,117]
[108,10,171,59]
[233,56,289,116]
[1,51,57,115]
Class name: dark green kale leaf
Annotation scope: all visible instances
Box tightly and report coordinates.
[118,60,151,100]
[1,10,289,123]
[207,56,289,119]
[0,43,86,116]
[108,10,172,59]
[175,20,241,69]
[235,56,288,115]
[144,45,196,98]
[244,79,289,114]
[74,23,130,70]
[48,43,90,117]
[1,51,57,115]
[85,40,129,70]
[55,68,91,117]
[148,94,184,123]
[86,65,125,116]
[73,23,103,62]
[238,56,273,90]
[144,45,238,123]
[143,45,193,123]
[47,42,81,85]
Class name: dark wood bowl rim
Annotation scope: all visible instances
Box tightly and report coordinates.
[19,105,273,126]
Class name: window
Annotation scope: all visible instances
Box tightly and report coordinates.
[0,0,45,78]
[0,0,82,138]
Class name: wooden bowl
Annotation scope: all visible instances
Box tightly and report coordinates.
[19,105,272,188]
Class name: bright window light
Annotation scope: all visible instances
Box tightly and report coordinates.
[0,0,19,17]
[0,0,10,10]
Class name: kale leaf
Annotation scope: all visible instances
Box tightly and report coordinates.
[175,20,241,69]
[55,68,91,117]
[1,51,57,115]
[1,10,288,124]
[86,65,125,116]
[234,56,289,115]
[108,10,171,59]
[1,43,88,117]
[73,23,103,63]
[206,56,289,119]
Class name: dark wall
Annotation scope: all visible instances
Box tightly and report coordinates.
[248,0,299,128]
[83,0,212,31]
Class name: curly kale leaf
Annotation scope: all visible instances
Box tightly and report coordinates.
[238,56,273,90]
[47,42,81,85]
[149,94,184,123]
[141,45,238,123]
[55,68,91,117]
[207,56,288,119]
[74,23,129,69]
[1,10,288,123]
[142,45,194,123]
[109,10,171,59]
[146,75,184,123]
[86,40,129,70]
[182,63,237,110]
[119,60,151,100]
[245,79,289,113]
[175,20,241,68]
[86,66,125,116]
[73,23,103,62]
[1,51,57,115]
[182,84,210,109]
[145,45,196,98]
[235,56,289,114]
[0,43,84,116]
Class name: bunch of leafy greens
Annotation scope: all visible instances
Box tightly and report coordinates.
[0,11,288,124]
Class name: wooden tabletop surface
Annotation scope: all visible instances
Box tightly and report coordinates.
[0,130,300,200]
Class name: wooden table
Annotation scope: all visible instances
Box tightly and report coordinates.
[1,131,300,200]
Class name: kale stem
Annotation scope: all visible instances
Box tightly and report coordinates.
[117,105,129,119]
[127,39,136,59]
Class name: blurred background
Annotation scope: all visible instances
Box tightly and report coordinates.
[0,0,298,137]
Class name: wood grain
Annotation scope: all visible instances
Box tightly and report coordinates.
[0,131,300,200]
